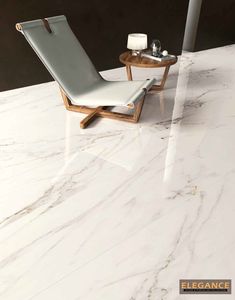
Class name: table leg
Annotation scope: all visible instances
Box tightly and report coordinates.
[151,65,170,91]
[126,65,133,81]
[160,65,170,89]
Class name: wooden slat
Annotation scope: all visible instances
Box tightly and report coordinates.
[80,106,102,129]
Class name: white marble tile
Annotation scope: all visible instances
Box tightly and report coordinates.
[0,45,235,300]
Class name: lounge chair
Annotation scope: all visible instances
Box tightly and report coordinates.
[16,16,155,128]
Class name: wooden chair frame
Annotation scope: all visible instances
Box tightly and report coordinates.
[16,20,149,129]
[60,88,147,129]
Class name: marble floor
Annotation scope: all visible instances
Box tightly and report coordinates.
[0,45,235,300]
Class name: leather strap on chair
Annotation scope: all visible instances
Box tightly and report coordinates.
[42,18,52,33]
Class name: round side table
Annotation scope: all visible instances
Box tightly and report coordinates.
[119,51,177,91]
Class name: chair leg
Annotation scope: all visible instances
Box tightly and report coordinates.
[133,88,147,122]
[80,106,103,129]
[133,97,145,122]
[60,88,72,108]
[59,87,147,128]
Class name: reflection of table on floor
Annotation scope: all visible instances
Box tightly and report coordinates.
[119,51,177,90]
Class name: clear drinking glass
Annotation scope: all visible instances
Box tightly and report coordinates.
[151,39,161,57]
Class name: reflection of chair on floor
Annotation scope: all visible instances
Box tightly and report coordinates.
[16,15,155,128]
[64,111,153,170]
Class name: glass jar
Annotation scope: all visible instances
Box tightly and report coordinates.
[151,39,161,57]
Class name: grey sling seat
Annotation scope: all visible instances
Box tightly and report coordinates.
[16,15,155,128]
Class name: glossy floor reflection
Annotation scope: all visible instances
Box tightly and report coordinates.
[0,45,235,300]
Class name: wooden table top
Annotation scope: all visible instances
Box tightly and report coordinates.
[119,51,178,68]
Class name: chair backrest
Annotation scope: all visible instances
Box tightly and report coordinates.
[16,15,102,100]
